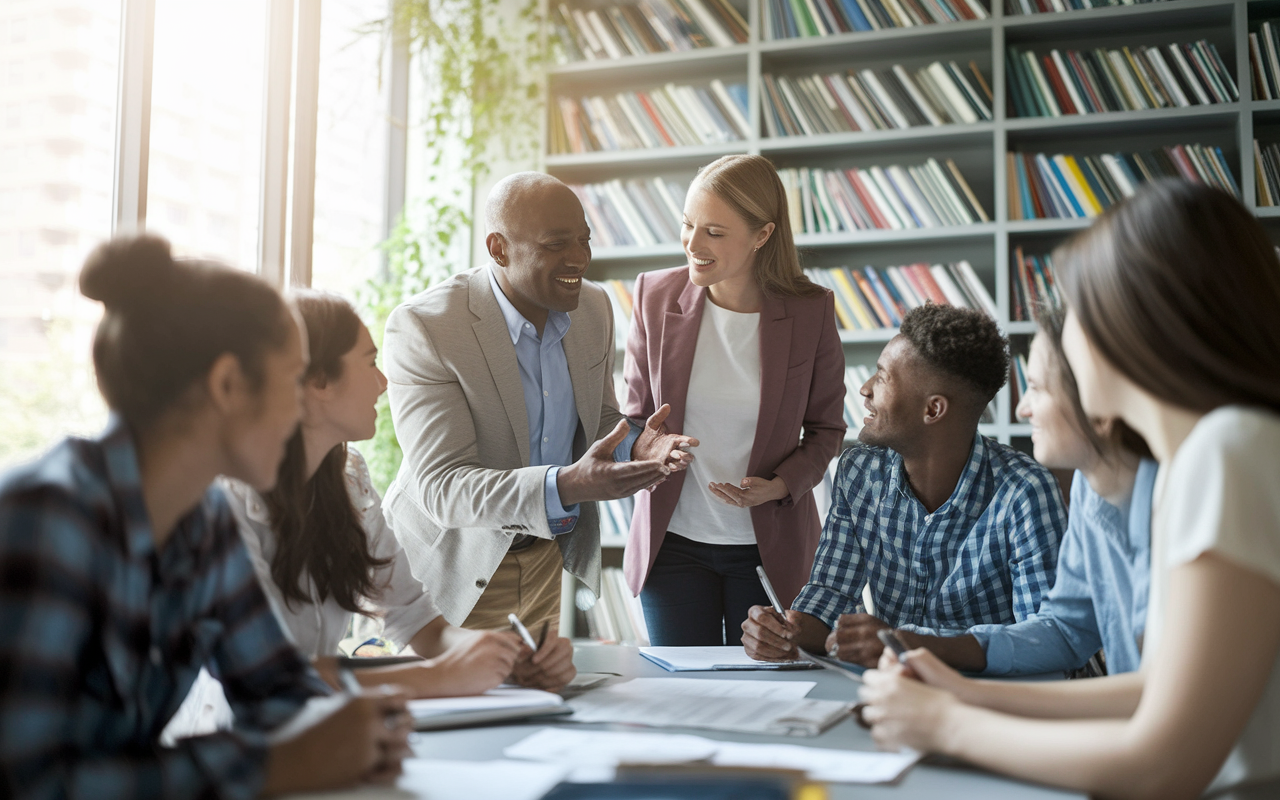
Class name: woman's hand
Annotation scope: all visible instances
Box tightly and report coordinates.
[423,630,522,696]
[858,649,964,753]
[709,476,789,508]
[510,631,577,691]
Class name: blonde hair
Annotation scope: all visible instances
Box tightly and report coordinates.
[690,155,822,298]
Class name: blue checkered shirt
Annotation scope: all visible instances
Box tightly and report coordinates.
[793,435,1067,634]
[0,418,330,800]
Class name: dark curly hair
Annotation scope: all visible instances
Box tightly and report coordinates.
[900,304,1008,405]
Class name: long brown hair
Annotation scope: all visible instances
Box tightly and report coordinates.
[1056,179,1280,413]
[263,291,390,614]
[691,154,822,298]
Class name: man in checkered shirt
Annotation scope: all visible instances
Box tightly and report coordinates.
[743,304,1068,667]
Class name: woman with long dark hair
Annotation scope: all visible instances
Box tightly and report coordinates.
[0,236,410,797]
[859,180,1280,799]
[221,290,576,693]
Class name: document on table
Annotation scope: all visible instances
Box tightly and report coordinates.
[567,679,849,736]
[504,728,921,785]
[640,646,816,671]
[280,759,570,800]
[407,687,569,730]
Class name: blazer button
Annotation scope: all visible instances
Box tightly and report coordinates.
[475,578,488,589]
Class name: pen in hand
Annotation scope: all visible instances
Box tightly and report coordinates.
[508,612,539,652]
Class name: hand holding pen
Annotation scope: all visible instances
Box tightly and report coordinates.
[740,566,803,662]
[508,613,577,691]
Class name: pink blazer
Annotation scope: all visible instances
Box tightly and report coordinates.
[621,266,847,606]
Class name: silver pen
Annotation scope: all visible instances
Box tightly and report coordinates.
[508,612,539,651]
[756,565,785,615]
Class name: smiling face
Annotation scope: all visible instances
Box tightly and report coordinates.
[302,323,386,445]
[1016,333,1095,471]
[491,182,591,318]
[681,186,773,290]
[858,336,929,450]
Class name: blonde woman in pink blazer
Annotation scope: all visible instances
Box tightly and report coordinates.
[622,155,847,646]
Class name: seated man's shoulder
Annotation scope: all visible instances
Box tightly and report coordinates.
[983,437,1061,498]
[835,441,893,481]
[392,268,479,321]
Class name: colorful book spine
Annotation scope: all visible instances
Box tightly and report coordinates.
[555,0,748,63]
[568,178,690,247]
[804,262,996,332]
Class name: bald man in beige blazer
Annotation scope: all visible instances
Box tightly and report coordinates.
[382,173,693,633]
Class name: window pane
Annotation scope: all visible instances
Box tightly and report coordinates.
[309,0,388,298]
[147,0,267,271]
[0,3,118,467]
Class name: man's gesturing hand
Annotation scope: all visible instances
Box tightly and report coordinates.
[631,404,698,472]
[558,420,670,506]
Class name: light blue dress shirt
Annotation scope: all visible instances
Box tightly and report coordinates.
[970,458,1156,676]
[487,267,638,535]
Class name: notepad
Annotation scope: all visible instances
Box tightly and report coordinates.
[407,687,571,730]
[639,646,818,672]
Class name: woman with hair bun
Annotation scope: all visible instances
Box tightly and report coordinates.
[622,154,847,645]
[0,236,411,798]
[858,180,1280,800]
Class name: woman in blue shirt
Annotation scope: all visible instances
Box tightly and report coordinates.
[892,306,1155,676]
[0,236,410,799]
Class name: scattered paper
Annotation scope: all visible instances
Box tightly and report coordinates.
[407,687,563,723]
[640,646,811,671]
[395,759,569,800]
[712,741,920,784]
[567,690,850,736]
[603,677,815,700]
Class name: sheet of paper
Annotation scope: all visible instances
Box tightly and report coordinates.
[396,759,568,800]
[639,646,809,671]
[604,677,815,700]
[504,728,921,785]
[407,687,563,721]
[567,690,850,736]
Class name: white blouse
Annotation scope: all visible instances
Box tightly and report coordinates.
[219,448,442,658]
[1147,406,1280,798]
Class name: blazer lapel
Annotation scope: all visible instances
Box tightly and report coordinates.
[469,269,532,466]
[563,304,594,441]
[658,278,706,434]
[748,293,792,476]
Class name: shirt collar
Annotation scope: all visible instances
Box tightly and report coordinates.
[888,432,989,519]
[487,264,571,345]
[99,414,158,560]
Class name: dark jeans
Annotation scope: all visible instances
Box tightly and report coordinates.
[640,532,769,646]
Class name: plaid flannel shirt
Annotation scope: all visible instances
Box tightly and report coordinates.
[793,435,1067,634]
[0,418,329,800]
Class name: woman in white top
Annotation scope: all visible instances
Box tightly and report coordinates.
[222,290,577,695]
[858,179,1280,799]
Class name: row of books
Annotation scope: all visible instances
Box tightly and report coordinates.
[805,261,996,333]
[1249,21,1280,101]
[1010,248,1062,323]
[600,278,637,350]
[580,566,651,645]
[569,177,689,248]
[1007,145,1239,220]
[842,365,874,433]
[599,495,637,540]
[551,81,749,154]
[761,0,987,40]
[1253,139,1280,208]
[552,0,747,62]
[760,62,992,138]
[1007,41,1237,118]
[1009,351,1030,415]
[780,159,990,236]
[1004,0,1162,15]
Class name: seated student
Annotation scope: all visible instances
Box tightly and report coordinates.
[0,236,410,798]
[859,180,1280,799]
[220,290,576,693]
[741,304,1068,667]
[892,307,1157,676]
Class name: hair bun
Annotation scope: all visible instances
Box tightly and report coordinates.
[79,235,178,311]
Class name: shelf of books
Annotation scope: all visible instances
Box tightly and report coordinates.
[543,0,1280,584]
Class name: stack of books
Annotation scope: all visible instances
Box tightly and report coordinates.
[551,0,747,62]
[760,62,992,137]
[761,0,987,40]
[569,178,688,248]
[582,567,650,645]
[779,159,990,235]
[1006,41,1237,118]
[599,496,636,540]
[600,278,637,349]
[1010,248,1062,322]
[842,365,874,433]
[1249,21,1280,100]
[1004,0,1162,16]
[1007,145,1239,220]
[806,262,996,332]
[551,81,749,153]
[1255,140,1280,207]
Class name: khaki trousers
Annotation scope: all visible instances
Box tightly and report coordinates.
[462,536,562,632]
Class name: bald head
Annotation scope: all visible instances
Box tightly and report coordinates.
[485,172,578,236]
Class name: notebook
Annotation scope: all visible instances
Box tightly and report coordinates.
[639,646,819,672]
[407,687,571,730]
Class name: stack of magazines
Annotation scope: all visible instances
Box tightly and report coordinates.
[1006,40,1237,117]
[780,159,990,235]
[551,81,748,153]
[551,0,747,62]
[761,0,987,39]
[1007,145,1238,220]
[805,261,996,332]
[569,178,688,248]
[1005,0,1162,16]
[1010,248,1062,322]
[761,62,992,137]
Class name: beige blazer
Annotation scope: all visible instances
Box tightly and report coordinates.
[382,266,623,624]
